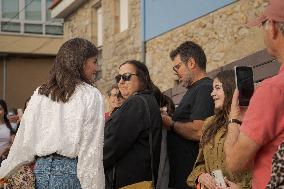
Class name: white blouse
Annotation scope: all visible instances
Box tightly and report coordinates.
[0,83,105,189]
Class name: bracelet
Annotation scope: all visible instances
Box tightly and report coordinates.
[228,119,242,125]
[170,121,176,131]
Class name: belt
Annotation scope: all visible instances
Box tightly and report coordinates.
[36,153,68,160]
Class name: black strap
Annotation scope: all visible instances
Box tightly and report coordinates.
[139,95,156,189]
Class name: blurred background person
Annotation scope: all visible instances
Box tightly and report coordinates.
[105,84,124,120]
[0,99,15,164]
[187,70,251,189]
[104,60,162,189]
[0,38,105,189]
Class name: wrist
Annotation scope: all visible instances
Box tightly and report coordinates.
[170,121,176,131]
[228,119,242,125]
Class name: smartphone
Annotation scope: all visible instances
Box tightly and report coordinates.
[212,169,227,187]
[234,66,254,106]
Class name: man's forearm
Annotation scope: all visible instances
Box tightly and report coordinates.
[173,120,204,141]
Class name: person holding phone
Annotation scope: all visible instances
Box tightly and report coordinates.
[0,38,105,189]
[187,70,251,189]
[224,0,284,188]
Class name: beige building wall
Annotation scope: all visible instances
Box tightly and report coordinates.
[146,0,268,91]
[0,34,63,55]
[62,0,142,94]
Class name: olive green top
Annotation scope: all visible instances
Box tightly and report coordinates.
[187,116,251,189]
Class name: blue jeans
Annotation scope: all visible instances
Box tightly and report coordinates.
[34,155,82,189]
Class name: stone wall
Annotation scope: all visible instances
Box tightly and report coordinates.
[62,0,142,111]
[146,0,268,91]
[63,0,142,96]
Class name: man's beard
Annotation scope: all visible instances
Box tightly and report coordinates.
[180,72,193,88]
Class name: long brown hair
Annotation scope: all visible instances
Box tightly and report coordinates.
[201,70,235,146]
[39,38,98,102]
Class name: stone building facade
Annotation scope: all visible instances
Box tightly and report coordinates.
[53,0,142,94]
[146,0,268,91]
[52,0,269,98]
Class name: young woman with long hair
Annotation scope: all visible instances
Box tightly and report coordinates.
[187,70,251,189]
[0,38,105,189]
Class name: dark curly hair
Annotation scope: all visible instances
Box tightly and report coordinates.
[39,38,98,102]
[201,70,236,146]
[0,99,15,135]
[170,41,207,71]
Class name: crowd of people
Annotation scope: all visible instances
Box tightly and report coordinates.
[0,0,284,188]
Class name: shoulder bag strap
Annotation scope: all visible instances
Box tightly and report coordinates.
[138,95,156,189]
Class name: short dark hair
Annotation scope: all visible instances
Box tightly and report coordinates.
[170,41,207,70]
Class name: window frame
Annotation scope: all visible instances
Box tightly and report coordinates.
[0,0,63,36]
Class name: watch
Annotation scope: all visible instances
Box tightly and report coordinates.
[228,119,242,125]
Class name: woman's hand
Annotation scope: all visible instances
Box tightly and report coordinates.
[216,177,239,189]
[198,173,217,189]
[229,90,247,121]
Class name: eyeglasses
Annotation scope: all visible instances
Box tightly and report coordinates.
[115,73,137,83]
[261,19,268,28]
[173,62,182,72]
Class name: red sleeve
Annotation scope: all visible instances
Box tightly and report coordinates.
[240,82,284,146]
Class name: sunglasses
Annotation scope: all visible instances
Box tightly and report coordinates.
[115,73,137,83]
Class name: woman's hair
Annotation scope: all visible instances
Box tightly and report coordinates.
[119,60,155,92]
[201,70,236,146]
[39,38,98,103]
[0,99,15,135]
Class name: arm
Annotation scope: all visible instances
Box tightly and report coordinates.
[224,85,282,172]
[224,123,260,172]
[187,147,206,187]
[162,115,204,140]
[103,96,146,169]
[162,84,214,141]
[77,89,105,189]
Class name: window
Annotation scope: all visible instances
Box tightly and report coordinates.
[114,0,128,33]
[0,0,63,36]
[97,6,103,47]
[119,0,128,32]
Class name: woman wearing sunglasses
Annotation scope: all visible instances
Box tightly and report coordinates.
[187,70,251,189]
[104,60,162,189]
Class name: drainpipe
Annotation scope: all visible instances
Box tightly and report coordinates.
[141,0,146,63]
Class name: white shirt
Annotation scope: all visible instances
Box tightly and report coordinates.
[0,124,11,154]
[0,83,105,189]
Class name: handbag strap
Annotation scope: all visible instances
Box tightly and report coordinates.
[138,95,156,189]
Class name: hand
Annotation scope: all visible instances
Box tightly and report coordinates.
[198,173,217,189]
[160,107,168,116]
[229,90,247,121]
[161,115,172,130]
[216,177,239,189]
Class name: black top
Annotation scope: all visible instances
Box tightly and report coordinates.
[167,77,214,189]
[104,91,162,188]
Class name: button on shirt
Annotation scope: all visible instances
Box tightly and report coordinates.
[240,64,284,189]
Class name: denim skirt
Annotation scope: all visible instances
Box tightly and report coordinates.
[34,155,82,189]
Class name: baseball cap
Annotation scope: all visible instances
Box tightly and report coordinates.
[247,0,284,27]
